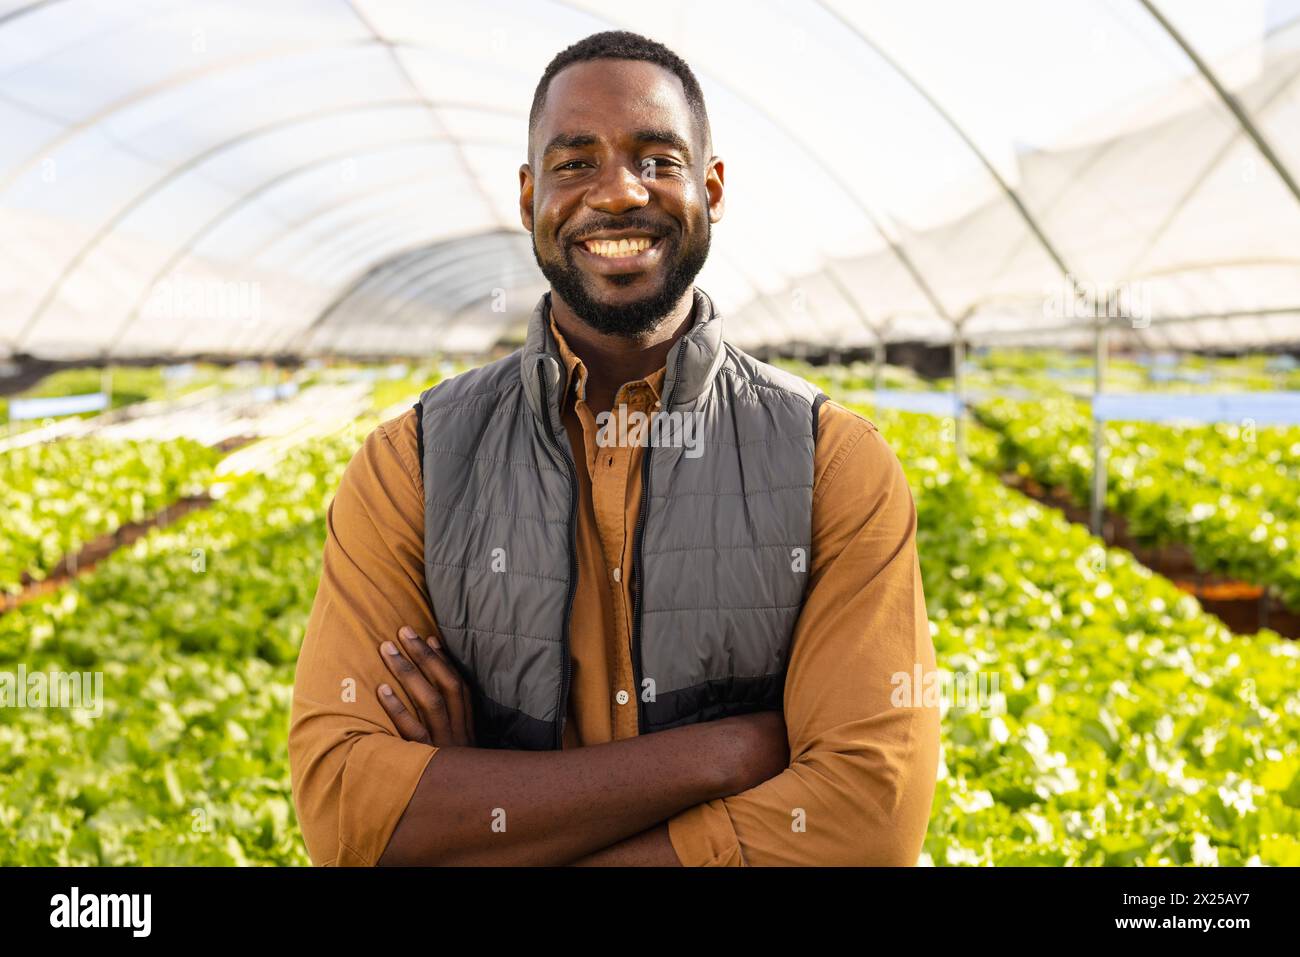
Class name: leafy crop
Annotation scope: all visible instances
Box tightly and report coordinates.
[2,364,1296,866]
[0,428,368,864]
[851,406,1300,866]
[0,438,217,594]
[975,395,1300,608]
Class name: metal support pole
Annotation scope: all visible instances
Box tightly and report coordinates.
[1090,320,1108,537]
[952,332,967,462]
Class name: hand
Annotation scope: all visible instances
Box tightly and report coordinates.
[377,625,476,747]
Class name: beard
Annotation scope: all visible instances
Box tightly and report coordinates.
[531,218,711,339]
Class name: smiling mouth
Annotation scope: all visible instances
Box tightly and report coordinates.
[580,236,658,257]
[572,234,666,273]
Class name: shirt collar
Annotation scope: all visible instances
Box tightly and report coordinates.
[547,308,667,404]
[523,289,718,427]
[547,309,587,400]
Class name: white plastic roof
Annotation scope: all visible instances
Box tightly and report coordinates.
[1,0,1298,359]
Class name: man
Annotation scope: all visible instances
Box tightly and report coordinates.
[289,30,939,866]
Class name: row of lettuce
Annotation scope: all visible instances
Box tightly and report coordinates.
[2,386,1297,864]
[0,366,443,865]
[1,438,218,596]
[786,355,1300,613]
[0,360,450,597]
[861,407,1299,866]
[0,427,366,864]
[974,396,1300,609]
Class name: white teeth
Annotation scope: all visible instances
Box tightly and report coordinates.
[583,237,654,257]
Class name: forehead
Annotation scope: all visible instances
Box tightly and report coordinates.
[536,58,694,149]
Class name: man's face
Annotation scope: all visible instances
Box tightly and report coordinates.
[520,58,724,338]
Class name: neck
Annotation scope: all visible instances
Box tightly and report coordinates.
[549,287,696,412]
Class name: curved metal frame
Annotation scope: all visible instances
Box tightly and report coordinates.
[271,223,530,356]
[4,0,1299,356]
[243,168,464,264]
[968,305,1300,344]
[228,222,478,356]
[1138,0,1300,208]
[105,136,453,356]
[0,0,67,27]
[344,0,506,232]
[325,231,548,340]
[0,37,388,195]
[11,78,522,349]
[275,228,530,354]
[369,254,544,330]
[262,233,457,355]
[258,187,501,286]
[1121,23,1300,274]
[985,9,1300,286]
[323,232,537,327]
[13,99,428,347]
[814,0,1080,291]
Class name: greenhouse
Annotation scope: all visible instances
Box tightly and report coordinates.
[1,0,1298,872]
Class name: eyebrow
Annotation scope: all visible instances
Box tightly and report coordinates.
[542,127,693,164]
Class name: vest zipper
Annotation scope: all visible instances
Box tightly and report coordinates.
[537,362,578,749]
[631,339,689,734]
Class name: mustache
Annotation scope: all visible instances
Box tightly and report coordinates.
[566,220,673,243]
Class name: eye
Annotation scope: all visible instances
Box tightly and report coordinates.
[642,157,680,169]
[556,160,589,171]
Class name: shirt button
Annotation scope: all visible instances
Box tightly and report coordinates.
[611,567,621,583]
[615,690,630,705]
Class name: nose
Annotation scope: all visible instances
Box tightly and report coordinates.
[585,160,650,215]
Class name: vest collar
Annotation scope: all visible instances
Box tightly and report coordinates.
[520,286,726,427]
[661,287,727,410]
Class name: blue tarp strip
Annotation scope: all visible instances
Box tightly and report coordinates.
[1091,392,1300,425]
[8,392,109,421]
[868,390,961,416]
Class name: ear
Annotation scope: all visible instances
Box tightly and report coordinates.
[519,163,535,232]
[705,156,725,224]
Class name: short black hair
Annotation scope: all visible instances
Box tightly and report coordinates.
[529,30,712,160]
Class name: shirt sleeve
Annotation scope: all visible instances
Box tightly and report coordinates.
[666,401,941,866]
[288,409,440,866]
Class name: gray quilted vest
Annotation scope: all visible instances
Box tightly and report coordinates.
[416,288,827,749]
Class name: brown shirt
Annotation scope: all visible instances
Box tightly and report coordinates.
[289,315,940,866]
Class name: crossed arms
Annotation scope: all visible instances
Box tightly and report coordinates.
[287,407,940,866]
[370,625,788,865]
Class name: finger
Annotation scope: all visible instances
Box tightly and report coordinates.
[381,639,452,743]
[377,683,432,745]
[460,678,476,745]
[399,627,472,746]
[429,636,476,744]
[380,639,453,744]
[423,631,476,746]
